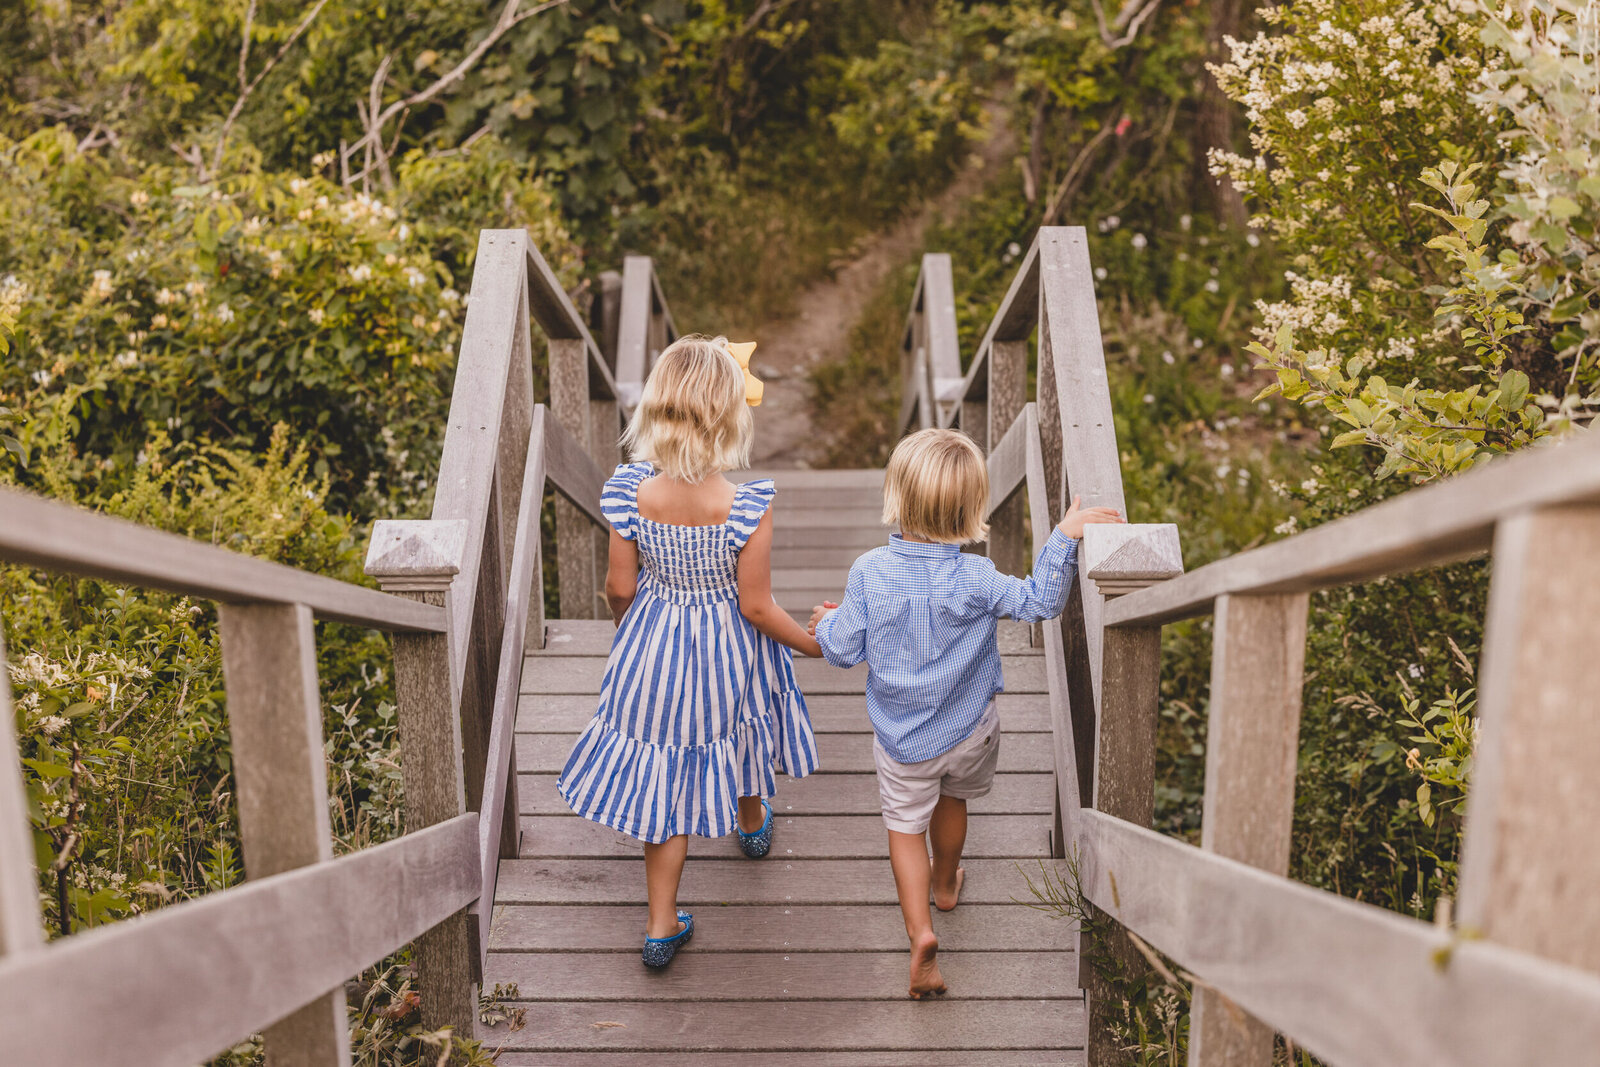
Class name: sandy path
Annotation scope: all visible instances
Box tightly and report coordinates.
[749,106,1015,468]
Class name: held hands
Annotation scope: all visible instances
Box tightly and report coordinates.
[1057,495,1125,540]
[808,601,838,636]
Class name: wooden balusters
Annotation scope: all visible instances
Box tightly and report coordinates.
[1082,524,1184,1066]
[365,521,476,1039]
[550,337,598,619]
[217,602,350,1066]
[1457,506,1600,973]
[1187,592,1309,1067]
[0,634,43,959]
[988,340,1030,579]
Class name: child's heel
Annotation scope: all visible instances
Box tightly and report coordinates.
[642,911,694,968]
[736,799,775,859]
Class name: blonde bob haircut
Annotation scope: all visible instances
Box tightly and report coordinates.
[882,428,990,544]
[621,334,753,483]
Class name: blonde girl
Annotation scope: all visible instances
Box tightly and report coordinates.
[556,334,821,968]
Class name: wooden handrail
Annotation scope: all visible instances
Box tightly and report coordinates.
[899,253,962,434]
[614,255,678,409]
[0,487,444,633]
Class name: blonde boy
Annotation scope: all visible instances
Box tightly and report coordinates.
[809,428,1122,999]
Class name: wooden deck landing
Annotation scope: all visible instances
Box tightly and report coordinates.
[480,470,1086,1063]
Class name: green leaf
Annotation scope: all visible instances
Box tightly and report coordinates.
[1499,370,1529,412]
[1330,429,1367,449]
[1547,196,1581,220]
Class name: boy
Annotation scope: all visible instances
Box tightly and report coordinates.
[808,428,1122,998]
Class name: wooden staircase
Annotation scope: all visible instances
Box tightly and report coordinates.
[481,469,1087,1063]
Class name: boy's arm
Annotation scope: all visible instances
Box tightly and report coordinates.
[814,566,868,668]
[987,530,1080,623]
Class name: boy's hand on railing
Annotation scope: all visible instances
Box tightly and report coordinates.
[1058,495,1125,540]
[808,601,838,636]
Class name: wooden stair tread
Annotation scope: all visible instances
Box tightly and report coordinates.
[514,692,1054,734]
[521,655,1048,695]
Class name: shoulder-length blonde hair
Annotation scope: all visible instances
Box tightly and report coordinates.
[620,334,753,483]
[882,428,989,544]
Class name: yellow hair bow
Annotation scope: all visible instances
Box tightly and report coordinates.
[726,340,763,407]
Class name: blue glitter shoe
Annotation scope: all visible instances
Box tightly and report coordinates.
[642,911,694,968]
[737,799,774,859]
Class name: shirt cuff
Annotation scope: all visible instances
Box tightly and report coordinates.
[1043,528,1078,567]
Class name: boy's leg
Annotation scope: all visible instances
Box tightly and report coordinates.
[887,828,947,999]
[736,795,766,833]
[928,795,968,911]
[642,834,689,938]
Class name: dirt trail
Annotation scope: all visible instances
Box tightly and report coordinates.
[749,108,1015,468]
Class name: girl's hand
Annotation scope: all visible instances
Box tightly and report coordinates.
[808,601,838,636]
[1057,495,1125,540]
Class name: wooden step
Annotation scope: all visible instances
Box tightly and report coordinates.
[484,950,1075,1001]
[516,731,1054,775]
[513,693,1054,734]
[478,998,1084,1054]
[516,813,1052,859]
[737,469,885,488]
[520,655,1048,695]
[492,1052,1084,1066]
[488,903,1076,953]
[538,620,1041,657]
[519,772,1055,817]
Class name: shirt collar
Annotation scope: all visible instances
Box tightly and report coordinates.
[888,533,961,558]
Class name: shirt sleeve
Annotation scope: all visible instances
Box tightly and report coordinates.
[815,563,868,668]
[986,529,1079,623]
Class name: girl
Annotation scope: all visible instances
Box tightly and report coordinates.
[556,334,822,969]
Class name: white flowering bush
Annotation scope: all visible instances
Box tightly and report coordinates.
[1212,0,1599,481]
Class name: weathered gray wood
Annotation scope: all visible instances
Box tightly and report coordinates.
[1458,506,1600,973]
[0,634,43,958]
[366,544,476,1037]
[614,256,655,408]
[489,903,1077,952]
[1074,808,1600,1067]
[989,342,1031,578]
[519,772,1054,818]
[543,409,608,530]
[515,733,1053,775]
[1188,592,1308,1067]
[986,403,1029,521]
[531,618,1045,658]
[485,950,1076,1001]
[517,238,615,400]
[479,998,1084,1052]
[216,602,348,1066]
[519,654,1046,695]
[590,393,621,617]
[514,692,1054,734]
[0,814,477,1067]
[594,268,622,367]
[550,336,598,619]
[516,813,1052,858]
[917,254,964,425]
[494,1052,1084,1067]
[1083,523,1184,596]
[1106,429,1600,628]
[468,413,548,969]
[0,486,443,633]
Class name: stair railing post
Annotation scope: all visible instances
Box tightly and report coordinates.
[987,339,1030,579]
[1186,590,1310,1067]
[0,632,44,959]
[550,337,598,619]
[1080,524,1184,1066]
[1457,505,1600,972]
[216,601,351,1066]
[364,520,477,1042]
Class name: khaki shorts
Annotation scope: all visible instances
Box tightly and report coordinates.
[873,702,1001,834]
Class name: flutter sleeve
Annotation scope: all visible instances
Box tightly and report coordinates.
[600,462,654,541]
[727,478,777,550]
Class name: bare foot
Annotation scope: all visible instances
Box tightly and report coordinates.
[932,864,965,912]
[908,930,947,999]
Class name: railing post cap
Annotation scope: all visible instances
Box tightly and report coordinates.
[365,519,468,592]
[1083,522,1184,597]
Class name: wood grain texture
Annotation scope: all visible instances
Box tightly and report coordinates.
[517,237,614,400]
[1457,507,1600,973]
[518,771,1054,817]
[551,336,598,621]
[519,655,1046,695]
[544,408,609,531]
[486,950,1075,1001]
[0,815,477,1067]
[1074,809,1600,1067]
[613,256,654,406]
[0,486,444,633]
[0,635,43,958]
[516,813,1051,859]
[478,997,1083,1052]
[989,345,1031,578]
[493,857,1050,906]
[1104,427,1600,628]
[514,692,1054,734]
[216,602,348,1065]
[489,903,1077,952]
[493,1052,1083,1066]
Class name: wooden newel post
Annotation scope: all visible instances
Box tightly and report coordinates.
[550,337,599,619]
[988,340,1030,579]
[1080,523,1184,1067]
[365,519,477,1043]
[1187,590,1309,1067]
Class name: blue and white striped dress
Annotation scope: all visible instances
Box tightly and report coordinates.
[556,462,820,843]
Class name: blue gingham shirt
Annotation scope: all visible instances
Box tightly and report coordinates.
[815,530,1079,763]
